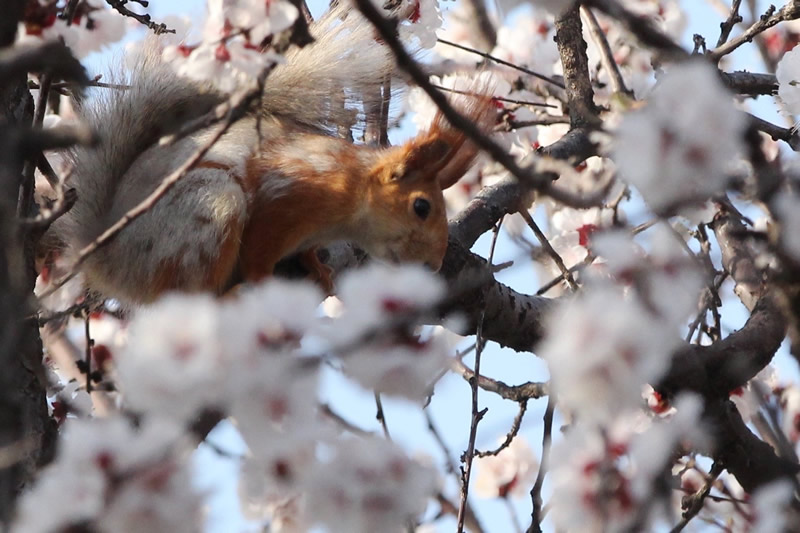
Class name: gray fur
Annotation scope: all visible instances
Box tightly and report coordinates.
[52,4,402,303]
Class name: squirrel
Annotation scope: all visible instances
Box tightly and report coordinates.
[43,5,496,305]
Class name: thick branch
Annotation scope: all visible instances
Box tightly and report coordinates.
[439,236,555,352]
[555,5,600,128]
[0,1,57,522]
[721,71,777,97]
[705,398,799,493]
[659,213,787,396]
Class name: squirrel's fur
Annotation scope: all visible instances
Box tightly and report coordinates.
[48,5,496,305]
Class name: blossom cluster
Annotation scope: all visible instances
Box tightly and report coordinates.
[17,0,127,58]
[20,265,448,532]
[613,61,746,215]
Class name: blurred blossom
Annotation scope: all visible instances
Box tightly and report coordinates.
[780,385,800,442]
[491,11,560,85]
[14,417,196,533]
[550,395,704,531]
[620,0,686,39]
[533,0,576,16]
[330,264,445,345]
[116,294,229,421]
[304,437,437,532]
[160,0,298,92]
[772,191,800,261]
[751,480,795,533]
[777,45,800,116]
[344,332,449,402]
[474,437,538,499]
[730,365,778,423]
[613,61,745,214]
[540,285,679,420]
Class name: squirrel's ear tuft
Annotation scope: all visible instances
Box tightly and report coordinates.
[403,138,452,178]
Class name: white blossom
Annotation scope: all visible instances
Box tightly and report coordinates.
[17,4,126,59]
[226,353,319,445]
[116,294,229,421]
[781,385,800,442]
[751,480,795,533]
[628,394,706,499]
[491,11,560,85]
[777,44,800,116]
[329,264,445,345]
[474,437,538,499]
[14,417,193,533]
[343,330,449,402]
[620,0,687,39]
[304,437,436,532]
[549,423,634,532]
[539,285,678,420]
[614,61,745,213]
[773,191,800,261]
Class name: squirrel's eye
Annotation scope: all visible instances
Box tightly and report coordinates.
[413,198,431,220]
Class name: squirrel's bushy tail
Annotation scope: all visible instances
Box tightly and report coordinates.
[263,3,401,133]
[56,3,401,251]
[60,47,222,248]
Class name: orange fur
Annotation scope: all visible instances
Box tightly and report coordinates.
[133,88,498,298]
[236,88,497,289]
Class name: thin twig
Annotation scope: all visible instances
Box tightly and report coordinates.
[475,400,528,458]
[502,116,571,128]
[580,6,630,95]
[29,77,130,92]
[373,391,392,439]
[436,38,565,90]
[104,0,174,34]
[526,394,555,533]
[670,462,723,533]
[37,300,89,326]
[83,311,93,393]
[431,84,557,108]
[320,403,376,438]
[716,0,744,48]
[535,255,592,295]
[748,112,800,151]
[519,209,579,291]
[19,186,77,230]
[36,152,62,188]
[17,72,52,218]
[708,3,800,62]
[425,411,487,533]
[451,359,549,402]
[456,218,503,533]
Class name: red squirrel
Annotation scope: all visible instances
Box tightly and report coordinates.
[45,5,496,305]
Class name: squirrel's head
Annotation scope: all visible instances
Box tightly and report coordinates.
[362,137,454,271]
[360,88,496,271]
